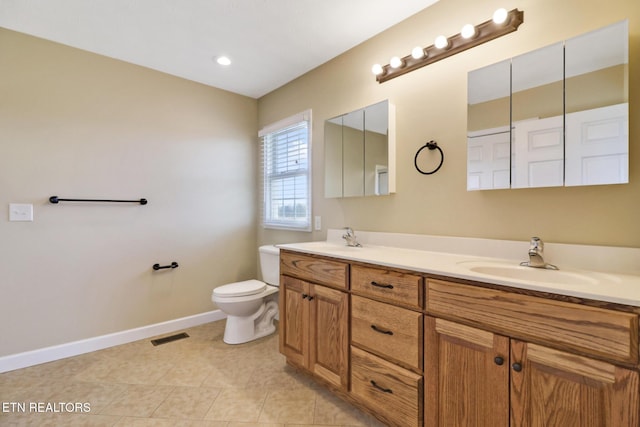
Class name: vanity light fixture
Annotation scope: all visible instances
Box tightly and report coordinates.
[373,8,524,83]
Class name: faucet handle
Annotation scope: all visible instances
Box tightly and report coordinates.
[529,237,543,250]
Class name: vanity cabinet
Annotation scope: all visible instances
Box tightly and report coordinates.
[278,248,640,427]
[279,252,349,390]
[425,279,640,426]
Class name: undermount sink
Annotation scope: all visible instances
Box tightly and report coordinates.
[457,260,615,286]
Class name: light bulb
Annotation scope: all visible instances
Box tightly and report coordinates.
[461,24,476,39]
[411,46,425,59]
[493,8,508,25]
[371,63,384,76]
[434,35,449,49]
[390,56,403,69]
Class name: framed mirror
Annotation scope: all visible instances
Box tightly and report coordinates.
[324,100,396,198]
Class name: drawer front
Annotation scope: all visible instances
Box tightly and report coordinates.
[351,264,423,309]
[280,251,348,290]
[351,346,422,427]
[352,295,423,371]
[426,279,639,365]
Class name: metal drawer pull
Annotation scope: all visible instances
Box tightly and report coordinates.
[370,380,393,394]
[370,281,394,289]
[371,324,394,335]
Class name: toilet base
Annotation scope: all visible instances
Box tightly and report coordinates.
[223,299,278,344]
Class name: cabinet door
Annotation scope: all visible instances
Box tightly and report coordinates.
[510,340,639,427]
[424,316,509,427]
[309,284,349,390]
[279,276,310,368]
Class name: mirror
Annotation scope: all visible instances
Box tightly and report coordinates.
[325,100,396,198]
[467,20,628,190]
[343,109,365,197]
[467,59,511,190]
[565,20,629,186]
[511,42,564,189]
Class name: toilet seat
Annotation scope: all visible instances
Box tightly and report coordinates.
[213,279,266,298]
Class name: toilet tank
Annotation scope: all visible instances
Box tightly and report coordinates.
[259,245,280,286]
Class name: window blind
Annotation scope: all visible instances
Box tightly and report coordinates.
[259,110,311,231]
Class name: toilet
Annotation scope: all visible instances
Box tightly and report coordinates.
[212,245,280,344]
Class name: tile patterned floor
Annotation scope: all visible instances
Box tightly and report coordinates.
[0,321,386,426]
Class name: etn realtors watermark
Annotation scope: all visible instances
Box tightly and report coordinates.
[2,401,91,413]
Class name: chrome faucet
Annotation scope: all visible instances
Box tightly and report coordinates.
[342,227,362,247]
[521,237,558,269]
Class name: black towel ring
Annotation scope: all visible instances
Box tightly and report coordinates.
[414,140,444,175]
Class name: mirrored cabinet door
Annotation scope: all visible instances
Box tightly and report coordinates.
[467,59,511,190]
[342,109,365,197]
[511,42,564,189]
[565,20,629,186]
[364,101,391,196]
[324,116,344,198]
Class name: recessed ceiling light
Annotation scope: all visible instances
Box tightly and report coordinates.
[216,56,231,66]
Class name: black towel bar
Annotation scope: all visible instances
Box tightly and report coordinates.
[49,196,147,205]
[153,262,179,271]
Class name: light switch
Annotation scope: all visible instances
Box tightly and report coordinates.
[314,216,321,231]
[9,204,33,222]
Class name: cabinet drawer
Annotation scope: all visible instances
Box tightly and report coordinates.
[351,346,422,427]
[351,265,422,309]
[352,295,423,371]
[426,279,639,365]
[280,251,348,290]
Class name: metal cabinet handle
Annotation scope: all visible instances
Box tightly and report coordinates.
[494,356,504,366]
[371,325,394,335]
[370,281,394,289]
[512,362,523,372]
[301,294,308,299]
[370,380,393,394]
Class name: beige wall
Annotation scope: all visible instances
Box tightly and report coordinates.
[0,29,258,356]
[257,0,640,248]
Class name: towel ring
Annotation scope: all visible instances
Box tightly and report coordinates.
[414,140,444,175]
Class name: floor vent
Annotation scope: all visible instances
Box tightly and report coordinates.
[151,332,189,346]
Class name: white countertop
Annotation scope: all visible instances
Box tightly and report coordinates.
[278,240,640,307]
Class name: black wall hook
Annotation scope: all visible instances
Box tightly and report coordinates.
[153,262,179,271]
[414,140,444,175]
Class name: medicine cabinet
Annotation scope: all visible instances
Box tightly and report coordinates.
[325,100,396,198]
[467,20,628,190]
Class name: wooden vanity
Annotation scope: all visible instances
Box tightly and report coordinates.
[279,248,640,427]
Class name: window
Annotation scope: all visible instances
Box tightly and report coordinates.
[259,110,312,231]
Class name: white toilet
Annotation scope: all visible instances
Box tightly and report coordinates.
[212,245,280,344]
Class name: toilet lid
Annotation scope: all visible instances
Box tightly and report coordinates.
[213,279,266,298]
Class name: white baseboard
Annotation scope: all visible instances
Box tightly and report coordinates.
[0,310,226,373]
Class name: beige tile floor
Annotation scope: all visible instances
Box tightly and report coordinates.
[0,321,386,426]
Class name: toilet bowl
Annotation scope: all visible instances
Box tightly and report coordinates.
[212,245,280,344]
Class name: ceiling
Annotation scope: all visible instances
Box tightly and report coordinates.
[0,0,439,98]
